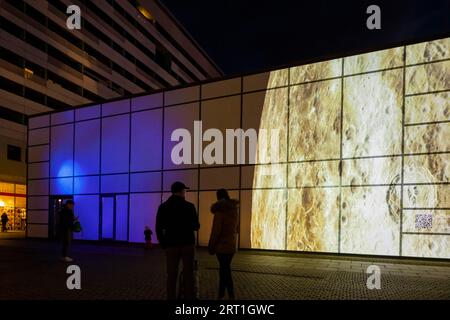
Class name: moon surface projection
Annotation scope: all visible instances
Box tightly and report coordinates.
[250,37,450,258]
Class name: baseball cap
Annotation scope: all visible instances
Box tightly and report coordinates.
[171,181,190,193]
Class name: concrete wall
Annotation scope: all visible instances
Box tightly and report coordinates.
[0,119,26,184]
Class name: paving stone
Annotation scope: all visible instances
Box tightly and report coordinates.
[0,239,449,300]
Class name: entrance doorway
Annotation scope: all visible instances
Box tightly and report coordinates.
[100,194,128,241]
[49,196,73,240]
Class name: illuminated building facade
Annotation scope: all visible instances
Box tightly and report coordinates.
[26,36,449,259]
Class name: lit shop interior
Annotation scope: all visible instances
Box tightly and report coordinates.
[0,182,27,232]
[26,37,449,259]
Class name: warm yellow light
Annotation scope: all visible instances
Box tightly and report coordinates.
[138,6,155,22]
[24,67,34,79]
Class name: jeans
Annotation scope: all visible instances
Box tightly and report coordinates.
[165,244,195,300]
[216,253,234,298]
[61,229,72,257]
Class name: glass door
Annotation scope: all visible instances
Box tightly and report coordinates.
[115,194,128,241]
[100,194,129,241]
[49,196,73,240]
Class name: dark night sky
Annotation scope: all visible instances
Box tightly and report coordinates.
[160,0,450,76]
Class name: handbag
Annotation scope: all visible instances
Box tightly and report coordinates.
[73,221,82,233]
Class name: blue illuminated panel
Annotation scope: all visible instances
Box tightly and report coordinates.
[101,174,129,193]
[129,193,160,243]
[115,195,128,241]
[50,177,73,195]
[101,197,114,239]
[73,195,99,240]
[101,115,130,174]
[130,109,163,171]
[75,105,100,121]
[131,93,163,111]
[51,110,74,125]
[130,172,161,192]
[74,120,100,176]
[50,124,73,177]
[102,100,130,117]
[74,176,99,194]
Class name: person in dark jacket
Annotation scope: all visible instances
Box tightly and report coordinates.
[59,200,76,262]
[156,181,200,300]
[1,212,8,232]
[208,189,239,300]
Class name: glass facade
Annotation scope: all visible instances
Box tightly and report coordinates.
[0,182,27,231]
[27,37,450,259]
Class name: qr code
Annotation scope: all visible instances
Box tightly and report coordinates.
[415,214,433,230]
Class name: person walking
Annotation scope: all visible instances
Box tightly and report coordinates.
[1,212,8,232]
[59,200,76,262]
[208,189,239,300]
[156,181,200,300]
[144,226,153,250]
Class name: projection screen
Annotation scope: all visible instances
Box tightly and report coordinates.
[250,37,449,258]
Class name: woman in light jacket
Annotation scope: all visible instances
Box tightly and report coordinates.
[208,188,239,300]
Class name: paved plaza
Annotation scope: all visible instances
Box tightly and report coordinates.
[1,238,449,300]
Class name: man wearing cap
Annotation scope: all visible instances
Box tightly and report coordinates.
[156,181,200,300]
